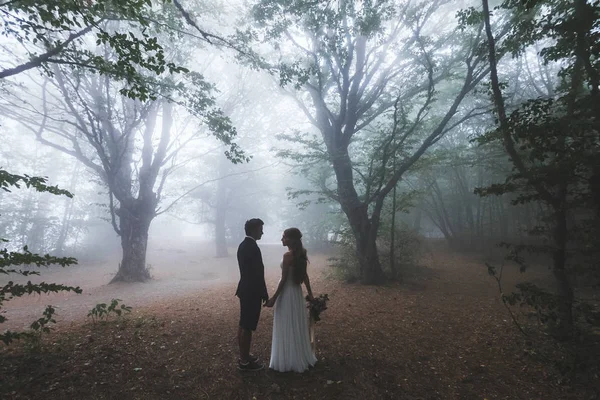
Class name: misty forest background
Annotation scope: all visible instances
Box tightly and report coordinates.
[1,0,599,398]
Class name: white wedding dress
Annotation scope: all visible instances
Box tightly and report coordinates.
[269,262,317,372]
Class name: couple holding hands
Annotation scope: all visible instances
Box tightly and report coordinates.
[235,218,317,372]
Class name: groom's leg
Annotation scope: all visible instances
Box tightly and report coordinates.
[239,327,252,362]
[238,296,261,363]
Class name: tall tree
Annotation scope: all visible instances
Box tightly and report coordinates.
[251,0,491,283]
[1,1,249,282]
[478,0,600,336]
[1,57,245,282]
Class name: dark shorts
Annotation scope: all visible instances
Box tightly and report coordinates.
[239,296,262,331]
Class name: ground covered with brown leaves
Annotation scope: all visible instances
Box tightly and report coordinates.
[1,245,599,400]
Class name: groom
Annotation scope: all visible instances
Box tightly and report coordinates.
[235,218,269,371]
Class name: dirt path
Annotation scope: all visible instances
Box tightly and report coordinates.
[1,241,289,330]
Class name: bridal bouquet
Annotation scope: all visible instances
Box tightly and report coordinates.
[306,294,329,322]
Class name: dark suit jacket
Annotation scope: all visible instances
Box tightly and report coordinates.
[235,237,269,300]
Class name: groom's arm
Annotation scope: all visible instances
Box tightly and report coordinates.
[252,245,269,301]
[260,273,269,302]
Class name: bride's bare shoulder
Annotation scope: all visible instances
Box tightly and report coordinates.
[282,251,294,263]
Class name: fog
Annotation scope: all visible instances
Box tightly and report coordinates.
[1,0,597,341]
[0,0,561,282]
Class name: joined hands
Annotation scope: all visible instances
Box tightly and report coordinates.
[264,298,276,308]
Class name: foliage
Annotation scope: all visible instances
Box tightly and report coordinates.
[504,282,560,325]
[1,0,255,282]
[473,0,600,210]
[0,170,73,197]
[471,0,600,336]
[25,305,58,350]
[0,168,81,345]
[250,0,491,283]
[29,304,58,334]
[2,304,60,350]
[473,94,599,209]
[487,260,600,337]
[327,220,422,282]
[379,226,422,274]
[325,217,361,282]
[0,0,247,163]
[0,0,186,100]
[87,299,132,323]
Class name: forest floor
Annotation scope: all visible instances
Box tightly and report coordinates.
[1,241,599,400]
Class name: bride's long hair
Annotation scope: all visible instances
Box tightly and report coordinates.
[284,227,308,284]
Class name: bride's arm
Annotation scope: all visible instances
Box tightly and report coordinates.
[265,253,292,306]
[304,272,314,301]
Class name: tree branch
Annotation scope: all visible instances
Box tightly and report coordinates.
[0,26,93,79]
[481,0,558,207]
[155,162,281,215]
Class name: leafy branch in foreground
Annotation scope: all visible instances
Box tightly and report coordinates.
[0,0,190,100]
[0,169,73,197]
[0,168,81,345]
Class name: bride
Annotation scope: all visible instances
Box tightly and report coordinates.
[264,228,317,372]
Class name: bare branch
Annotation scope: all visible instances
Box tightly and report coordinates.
[155,162,281,216]
[0,26,94,79]
[481,0,557,207]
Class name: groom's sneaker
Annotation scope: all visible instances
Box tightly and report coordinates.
[248,354,260,363]
[238,359,264,371]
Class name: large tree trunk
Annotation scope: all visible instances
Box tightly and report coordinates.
[108,102,165,283]
[346,209,386,284]
[110,205,153,283]
[355,224,385,284]
[333,153,386,284]
[552,195,574,337]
